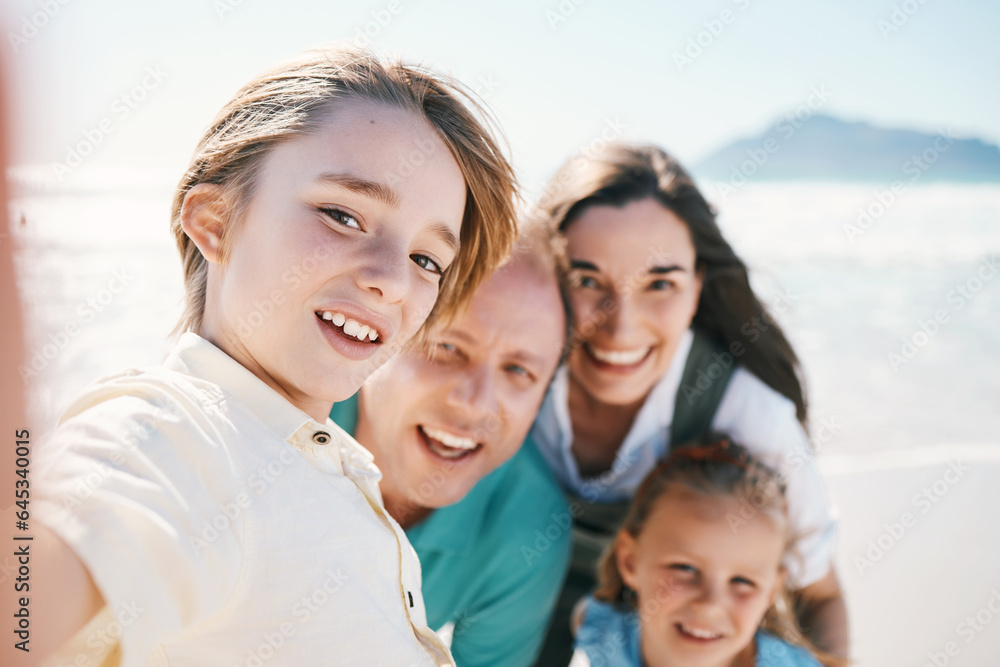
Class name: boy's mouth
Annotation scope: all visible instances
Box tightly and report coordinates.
[317,310,381,343]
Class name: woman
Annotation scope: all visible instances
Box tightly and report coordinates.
[529,144,848,666]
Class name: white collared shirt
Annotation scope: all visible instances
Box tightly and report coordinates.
[530,329,837,588]
[37,332,453,667]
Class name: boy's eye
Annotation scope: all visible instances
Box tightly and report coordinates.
[320,206,361,230]
[412,254,444,276]
[668,564,697,575]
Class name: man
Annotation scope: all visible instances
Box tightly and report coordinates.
[331,221,573,666]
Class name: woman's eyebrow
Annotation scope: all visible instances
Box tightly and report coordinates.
[315,172,401,208]
[649,265,686,274]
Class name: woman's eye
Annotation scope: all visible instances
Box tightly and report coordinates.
[649,279,674,291]
[438,342,458,354]
[575,275,599,289]
[412,254,444,276]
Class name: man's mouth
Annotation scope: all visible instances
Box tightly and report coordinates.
[317,310,381,343]
[418,425,482,461]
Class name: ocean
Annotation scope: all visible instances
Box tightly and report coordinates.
[11,180,999,454]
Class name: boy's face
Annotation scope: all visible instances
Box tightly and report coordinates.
[356,258,565,514]
[202,99,467,420]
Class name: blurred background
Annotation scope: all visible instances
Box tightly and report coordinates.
[2,0,998,663]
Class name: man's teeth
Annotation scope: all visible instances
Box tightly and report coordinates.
[679,623,721,640]
[589,345,649,365]
[320,311,379,342]
[421,426,478,450]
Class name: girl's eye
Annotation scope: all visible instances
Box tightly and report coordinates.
[669,564,697,575]
[320,206,362,230]
[731,577,757,589]
[412,254,444,276]
[437,342,458,355]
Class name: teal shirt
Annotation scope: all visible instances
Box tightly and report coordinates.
[331,395,572,667]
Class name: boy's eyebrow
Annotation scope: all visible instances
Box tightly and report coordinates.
[316,172,459,253]
[316,172,401,208]
[428,221,460,255]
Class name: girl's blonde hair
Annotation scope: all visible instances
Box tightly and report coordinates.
[595,435,845,667]
[170,47,519,335]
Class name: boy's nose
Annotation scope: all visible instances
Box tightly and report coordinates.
[355,241,411,304]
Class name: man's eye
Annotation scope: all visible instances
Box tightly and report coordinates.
[505,364,530,378]
[320,206,362,230]
[412,254,444,275]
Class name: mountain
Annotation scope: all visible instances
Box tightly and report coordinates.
[692,114,1000,183]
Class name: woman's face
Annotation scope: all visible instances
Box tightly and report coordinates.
[198,99,467,421]
[564,197,702,407]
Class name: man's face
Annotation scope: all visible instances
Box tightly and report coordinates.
[357,258,565,513]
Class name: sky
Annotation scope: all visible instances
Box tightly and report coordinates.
[2,0,998,195]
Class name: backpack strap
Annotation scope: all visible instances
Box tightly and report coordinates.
[669,330,737,447]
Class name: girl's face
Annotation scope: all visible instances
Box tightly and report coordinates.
[196,99,467,421]
[617,485,786,667]
[564,198,702,407]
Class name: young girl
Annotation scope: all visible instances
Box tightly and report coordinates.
[529,144,845,664]
[32,47,517,666]
[570,437,832,667]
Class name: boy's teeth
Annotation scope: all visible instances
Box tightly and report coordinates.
[319,311,379,342]
[421,426,478,450]
[589,345,649,365]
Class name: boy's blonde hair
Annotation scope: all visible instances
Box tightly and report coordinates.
[170,47,518,334]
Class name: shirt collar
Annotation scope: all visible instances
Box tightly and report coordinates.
[164,332,378,480]
[547,328,695,491]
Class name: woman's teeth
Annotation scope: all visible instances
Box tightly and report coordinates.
[320,311,379,342]
[588,345,649,365]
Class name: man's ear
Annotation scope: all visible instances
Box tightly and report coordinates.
[615,531,640,590]
[180,183,228,264]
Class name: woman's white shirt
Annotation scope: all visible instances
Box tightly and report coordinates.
[529,329,837,588]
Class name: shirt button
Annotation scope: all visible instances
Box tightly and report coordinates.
[312,431,331,445]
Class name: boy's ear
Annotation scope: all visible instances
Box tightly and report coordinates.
[615,531,639,590]
[181,183,228,264]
